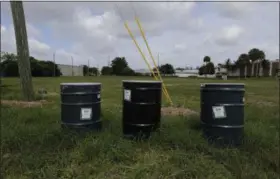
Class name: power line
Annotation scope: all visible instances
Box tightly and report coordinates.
[108,55,110,66]
[71,56,74,76]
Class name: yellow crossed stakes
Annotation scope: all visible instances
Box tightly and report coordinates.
[115,4,173,106]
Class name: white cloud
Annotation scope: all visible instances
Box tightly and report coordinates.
[215,25,244,46]
[26,24,41,38]
[1,25,49,54]
[0,2,278,69]
[29,38,51,54]
[1,25,6,32]
[174,43,187,52]
[215,2,255,19]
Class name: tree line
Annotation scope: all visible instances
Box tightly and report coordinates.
[82,65,99,76]
[100,57,175,76]
[0,52,62,77]
[198,48,273,77]
[1,52,177,77]
[2,47,274,78]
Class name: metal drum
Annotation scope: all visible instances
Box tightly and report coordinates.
[122,80,162,139]
[60,82,102,132]
[200,83,245,146]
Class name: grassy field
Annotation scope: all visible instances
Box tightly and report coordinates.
[1,76,279,179]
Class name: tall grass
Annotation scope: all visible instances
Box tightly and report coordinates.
[1,76,279,179]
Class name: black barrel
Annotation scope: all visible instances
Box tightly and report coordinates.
[200,83,245,146]
[122,80,162,139]
[60,82,102,132]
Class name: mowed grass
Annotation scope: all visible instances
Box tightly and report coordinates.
[1,76,279,179]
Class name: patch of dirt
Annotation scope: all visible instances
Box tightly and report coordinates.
[245,97,277,107]
[246,99,276,107]
[161,107,198,116]
[165,84,181,87]
[1,100,50,108]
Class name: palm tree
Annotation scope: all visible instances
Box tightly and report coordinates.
[261,59,270,76]
[203,56,211,63]
[236,53,250,78]
[248,48,266,77]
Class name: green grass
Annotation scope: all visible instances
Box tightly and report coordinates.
[1,76,279,179]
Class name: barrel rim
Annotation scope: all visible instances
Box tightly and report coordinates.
[122,80,162,83]
[60,82,101,86]
[201,83,245,86]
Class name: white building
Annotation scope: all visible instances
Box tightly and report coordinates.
[175,69,199,77]
[57,64,84,76]
[134,69,151,75]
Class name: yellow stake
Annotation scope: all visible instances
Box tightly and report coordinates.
[124,22,171,103]
[135,17,173,106]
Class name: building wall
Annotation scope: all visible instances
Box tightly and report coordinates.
[217,61,280,77]
[175,69,199,77]
[177,73,198,77]
[57,64,84,76]
[270,61,279,76]
[250,60,279,77]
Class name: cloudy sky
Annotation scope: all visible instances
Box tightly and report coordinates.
[1,1,279,69]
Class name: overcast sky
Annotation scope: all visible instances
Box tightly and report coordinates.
[1,2,279,69]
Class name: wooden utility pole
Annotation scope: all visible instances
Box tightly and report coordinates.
[278,3,280,78]
[10,1,35,101]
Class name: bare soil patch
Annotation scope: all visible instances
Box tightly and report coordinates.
[161,107,198,116]
[1,100,50,108]
[164,84,181,87]
[246,99,276,107]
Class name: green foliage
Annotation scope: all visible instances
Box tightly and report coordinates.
[0,60,19,77]
[1,77,279,178]
[83,65,89,76]
[199,62,215,75]
[159,63,175,75]
[203,56,211,63]
[261,59,270,70]
[121,67,135,76]
[101,66,112,75]
[83,66,99,76]
[235,53,250,67]
[198,65,205,75]
[225,58,233,70]
[0,52,61,77]
[199,56,215,75]
[89,67,99,76]
[206,62,215,74]
[111,57,128,75]
[248,48,266,62]
[109,57,135,76]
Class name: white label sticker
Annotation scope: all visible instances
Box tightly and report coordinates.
[97,94,100,99]
[212,106,226,119]
[124,89,131,101]
[80,108,92,120]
